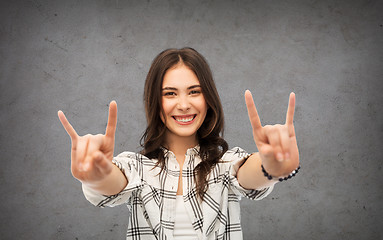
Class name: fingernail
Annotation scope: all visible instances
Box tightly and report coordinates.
[277,153,284,162]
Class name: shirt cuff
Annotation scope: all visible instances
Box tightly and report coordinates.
[82,153,143,207]
[228,147,273,200]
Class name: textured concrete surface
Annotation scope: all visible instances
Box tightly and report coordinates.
[1,0,382,239]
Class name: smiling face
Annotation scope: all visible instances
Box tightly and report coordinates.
[161,64,208,144]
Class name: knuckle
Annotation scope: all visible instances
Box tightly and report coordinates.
[82,134,92,139]
[267,126,278,134]
[273,146,282,152]
[263,125,271,133]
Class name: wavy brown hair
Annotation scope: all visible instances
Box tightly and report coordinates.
[140,47,228,199]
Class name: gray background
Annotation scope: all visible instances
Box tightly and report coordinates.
[1,0,382,239]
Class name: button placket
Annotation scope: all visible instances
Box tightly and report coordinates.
[167,155,178,194]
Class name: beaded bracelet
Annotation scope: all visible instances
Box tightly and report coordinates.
[261,164,301,182]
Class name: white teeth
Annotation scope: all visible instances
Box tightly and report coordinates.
[174,116,194,122]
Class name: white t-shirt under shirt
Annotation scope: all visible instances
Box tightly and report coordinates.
[82,146,273,240]
[173,195,198,239]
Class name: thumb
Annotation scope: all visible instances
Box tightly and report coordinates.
[93,151,114,175]
[258,145,275,162]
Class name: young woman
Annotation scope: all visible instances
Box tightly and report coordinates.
[58,47,300,240]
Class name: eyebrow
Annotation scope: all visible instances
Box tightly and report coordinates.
[162,85,201,91]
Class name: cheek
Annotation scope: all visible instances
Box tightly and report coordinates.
[161,99,172,120]
[160,112,165,123]
[199,98,208,116]
[160,99,165,123]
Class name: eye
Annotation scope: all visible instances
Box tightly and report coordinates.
[190,90,201,95]
[163,92,176,96]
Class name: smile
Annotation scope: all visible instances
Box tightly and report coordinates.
[172,114,196,124]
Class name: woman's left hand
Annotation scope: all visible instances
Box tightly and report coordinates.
[245,90,299,177]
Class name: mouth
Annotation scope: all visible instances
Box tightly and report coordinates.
[172,114,196,124]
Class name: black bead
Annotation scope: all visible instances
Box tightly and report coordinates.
[261,164,300,182]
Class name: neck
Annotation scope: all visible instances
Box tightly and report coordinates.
[164,131,199,157]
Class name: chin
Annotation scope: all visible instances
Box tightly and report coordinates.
[165,128,199,139]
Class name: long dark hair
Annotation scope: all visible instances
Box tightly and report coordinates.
[140,47,228,199]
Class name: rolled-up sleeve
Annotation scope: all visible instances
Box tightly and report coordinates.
[82,152,143,208]
[224,147,273,200]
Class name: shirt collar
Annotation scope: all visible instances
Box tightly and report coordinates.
[161,145,200,158]
[187,145,200,156]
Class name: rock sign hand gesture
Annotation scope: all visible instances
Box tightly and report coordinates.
[57,101,118,184]
[245,90,299,177]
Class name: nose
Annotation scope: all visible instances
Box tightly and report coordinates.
[177,95,191,111]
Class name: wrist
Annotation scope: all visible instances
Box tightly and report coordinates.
[261,164,301,182]
[84,163,127,195]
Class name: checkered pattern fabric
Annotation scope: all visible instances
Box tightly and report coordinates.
[82,147,273,240]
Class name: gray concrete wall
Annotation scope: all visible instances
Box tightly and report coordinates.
[1,0,382,239]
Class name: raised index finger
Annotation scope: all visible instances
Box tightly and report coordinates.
[58,110,79,140]
[285,92,296,126]
[105,100,118,138]
[245,90,262,130]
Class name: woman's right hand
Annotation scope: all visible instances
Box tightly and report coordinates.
[58,101,118,184]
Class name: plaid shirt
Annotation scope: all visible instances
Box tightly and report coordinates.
[82,146,273,240]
